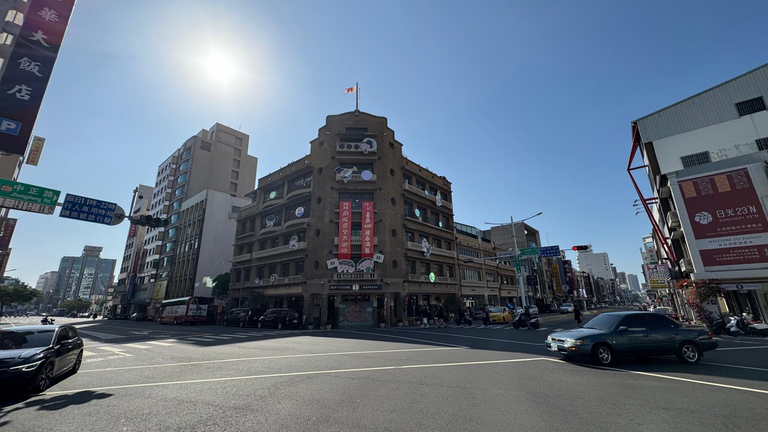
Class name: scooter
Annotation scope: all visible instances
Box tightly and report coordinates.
[454,315,472,326]
[40,316,55,325]
[511,314,540,330]
[735,314,768,337]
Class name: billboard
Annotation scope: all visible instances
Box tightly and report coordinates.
[361,201,374,259]
[0,0,76,156]
[338,201,352,260]
[26,136,46,166]
[679,168,768,268]
[0,218,17,252]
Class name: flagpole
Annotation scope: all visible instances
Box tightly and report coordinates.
[355,82,359,111]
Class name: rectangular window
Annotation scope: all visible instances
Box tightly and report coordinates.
[420,262,430,276]
[0,32,13,46]
[237,245,245,255]
[257,267,265,279]
[416,181,426,191]
[444,241,452,251]
[405,231,415,242]
[5,10,24,25]
[233,148,242,157]
[432,238,442,249]
[458,248,480,258]
[460,269,482,282]
[271,238,279,248]
[403,201,413,218]
[231,171,239,180]
[246,243,253,253]
[244,268,251,282]
[407,260,416,275]
[288,174,313,192]
[403,174,412,186]
[338,192,374,210]
[260,240,267,250]
[435,264,444,277]
[429,186,438,196]
[736,97,766,117]
[229,182,238,193]
[281,263,290,277]
[345,127,368,134]
[757,137,768,151]
[233,159,240,169]
[417,206,427,222]
[429,212,438,226]
[268,265,277,276]
[447,265,455,278]
[680,151,711,169]
[295,261,304,275]
[486,272,496,282]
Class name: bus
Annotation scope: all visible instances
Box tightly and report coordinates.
[158,296,210,325]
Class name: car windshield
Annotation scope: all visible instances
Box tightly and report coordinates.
[582,315,623,331]
[562,303,573,307]
[0,329,56,350]
[489,307,503,313]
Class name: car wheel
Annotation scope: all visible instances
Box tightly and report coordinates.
[239,321,244,328]
[502,318,507,324]
[32,362,54,393]
[71,351,83,374]
[530,321,541,330]
[676,342,701,364]
[277,322,284,330]
[512,322,520,329]
[592,343,614,366]
[257,322,262,329]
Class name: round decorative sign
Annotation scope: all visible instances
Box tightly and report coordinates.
[429,272,436,283]
[269,191,277,199]
[414,209,421,218]
[439,221,443,228]
[295,206,304,217]
[424,190,429,196]
[265,215,276,227]
[360,170,373,181]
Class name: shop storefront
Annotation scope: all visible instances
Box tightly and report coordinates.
[722,283,765,321]
[330,283,381,328]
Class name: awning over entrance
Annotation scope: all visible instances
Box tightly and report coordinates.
[722,283,762,291]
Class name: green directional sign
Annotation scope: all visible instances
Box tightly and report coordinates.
[0,178,60,205]
[515,256,521,273]
[520,247,539,256]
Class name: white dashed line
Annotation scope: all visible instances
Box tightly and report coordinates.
[202,336,232,340]
[145,341,174,346]
[186,337,215,342]
[123,343,152,349]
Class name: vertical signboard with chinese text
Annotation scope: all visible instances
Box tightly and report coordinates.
[0,0,76,155]
[25,136,45,166]
[678,168,768,268]
[361,201,374,259]
[338,201,352,260]
[0,219,17,252]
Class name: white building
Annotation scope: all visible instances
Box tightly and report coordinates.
[35,271,58,293]
[576,248,613,280]
[627,274,641,293]
[631,62,768,320]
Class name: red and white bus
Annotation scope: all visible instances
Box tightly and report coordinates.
[159,296,209,325]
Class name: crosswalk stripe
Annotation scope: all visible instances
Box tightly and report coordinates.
[82,350,97,356]
[173,340,196,344]
[98,346,126,353]
[123,343,152,349]
[222,334,249,338]
[146,341,174,346]
[186,337,215,342]
[203,336,232,340]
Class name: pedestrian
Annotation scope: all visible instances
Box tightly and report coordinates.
[574,305,583,325]
[420,304,431,328]
[436,303,446,328]
[483,306,491,328]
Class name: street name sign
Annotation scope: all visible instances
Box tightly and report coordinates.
[539,246,561,258]
[0,179,59,215]
[59,193,124,226]
[520,247,539,256]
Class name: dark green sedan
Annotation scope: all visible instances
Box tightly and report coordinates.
[545,311,717,366]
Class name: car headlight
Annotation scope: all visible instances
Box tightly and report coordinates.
[9,359,44,372]
[546,335,552,342]
[564,339,583,347]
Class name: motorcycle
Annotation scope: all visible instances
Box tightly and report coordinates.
[511,313,540,330]
[733,314,768,337]
[40,316,55,325]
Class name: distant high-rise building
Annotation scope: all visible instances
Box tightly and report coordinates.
[35,271,58,293]
[576,248,613,280]
[112,185,153,315]
[617,271,628,285]
[627,274,641,293]
[48,246,116,309]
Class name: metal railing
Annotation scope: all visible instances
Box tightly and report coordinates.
[333,273,378,281]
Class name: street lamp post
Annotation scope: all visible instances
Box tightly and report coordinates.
[486,212,542,308]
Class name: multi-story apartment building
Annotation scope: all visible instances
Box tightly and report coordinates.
[231,111,516,328]
[34,271,58,293]
[46,246,116,309]
[575,247,613,280]
[627,274,641,294]
[630,63,768,320]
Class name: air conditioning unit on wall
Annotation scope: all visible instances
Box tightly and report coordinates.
[666,211,681,229]
[679,258,694,273]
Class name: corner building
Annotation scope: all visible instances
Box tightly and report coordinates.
[232,111,462,328]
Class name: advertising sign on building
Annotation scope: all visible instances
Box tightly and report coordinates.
[0,218,17,252]
[645,263,670,289]
[0,0,77,156]
[551,263,562,295]
[678,168,768,268]
[338,201,352,260]
[26,136,46,166]
[361,201,374,259]
[128,224,137,238]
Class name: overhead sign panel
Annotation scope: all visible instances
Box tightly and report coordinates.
[539,246,561,258]
[58,193,124,225]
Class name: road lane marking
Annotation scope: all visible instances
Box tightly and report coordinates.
[2,317,15,327]
[97,346,127,353]
[575,361,768,395]
[340,330,468,348]
[82,350,97,356]
[80,347,465,373]
[221,334,249,338]
[701,362,768,372]
[186,337,215,342]
[123,343,151,349]
[145,341,174,346]
[379,328,542,346]
[77,329,123,340]
[203,336,232,340]
[716,346,768,351]
[51,357,549,394]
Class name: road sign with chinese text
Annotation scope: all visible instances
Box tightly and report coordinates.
[515,255,521,272]
[25,136,45,166]
[0,0,76,156]
[59,194,118,225]
[0,178,60,206]
[520,247,539,256]
[0,218,17,252]
[539,245,561,258]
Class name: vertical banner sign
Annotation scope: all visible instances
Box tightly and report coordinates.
[338,201,352,260]
[0,218,17,252]
[0,0,76,156]
[679,168,768,268]
[25,136,46,166]
[551,263,562,295]
[132,251,141,274]
[361,201,374,259]
[128,224,137,238]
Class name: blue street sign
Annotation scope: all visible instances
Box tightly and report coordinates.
[0,118,21,136]
[540,245,561,258]
[59,193,119,226]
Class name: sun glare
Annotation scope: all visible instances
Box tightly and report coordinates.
[202,51,238,85]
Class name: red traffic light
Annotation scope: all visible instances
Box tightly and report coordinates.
[572,245,589,251]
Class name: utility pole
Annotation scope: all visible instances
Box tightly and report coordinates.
[511,215,527,308]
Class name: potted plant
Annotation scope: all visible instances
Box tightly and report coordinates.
[396,318,404,327]
[325,320,333,330]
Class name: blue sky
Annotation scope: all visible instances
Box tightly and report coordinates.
[7,0,768,286]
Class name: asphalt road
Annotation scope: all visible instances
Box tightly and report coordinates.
[1,313,767,432]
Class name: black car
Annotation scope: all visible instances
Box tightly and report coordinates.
[0,325,84,392]
[223,308,262,327]
[257,308,301,329]
[545,311,717,366]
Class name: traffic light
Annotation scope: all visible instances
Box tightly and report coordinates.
[130,215,170,228]
[572,245,590,251]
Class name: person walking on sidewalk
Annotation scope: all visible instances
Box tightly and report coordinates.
[420,304,431,328]
[573,305,583,325]
[435,303,446,328]
[483,306,491,328]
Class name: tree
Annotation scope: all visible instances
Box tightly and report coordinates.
[0,285,41,314]
[59,300,92,313]
[212,272,230,300]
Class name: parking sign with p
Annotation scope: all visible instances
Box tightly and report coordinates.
[0,118,21,136]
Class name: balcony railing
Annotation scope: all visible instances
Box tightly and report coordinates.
[460,280,485,287]
[333,272,378,281]
[233,253,252,262]
[407,274,458,284]
[335,173,377,182]
[402,182,453,209]
[406,241,456,258]
[251,242,307,259]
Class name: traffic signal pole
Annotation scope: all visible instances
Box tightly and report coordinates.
[511,215,527,308]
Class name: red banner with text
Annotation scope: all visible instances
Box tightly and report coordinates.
[362,201,374,259]
[338,201,352,260]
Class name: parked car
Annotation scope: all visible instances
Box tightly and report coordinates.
[545,311,717,366]
[0,325,84,392]
[488,307,513,324]
[224,308,262,327]
[257,308,301,329]
[652,307,681,321]
[515,305,539,317]
[67,312,77,318]
[129,313,147,321]
[559,303,575,314]
[471,307,485,321]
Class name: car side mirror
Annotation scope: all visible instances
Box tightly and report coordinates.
[618,326,628,333]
